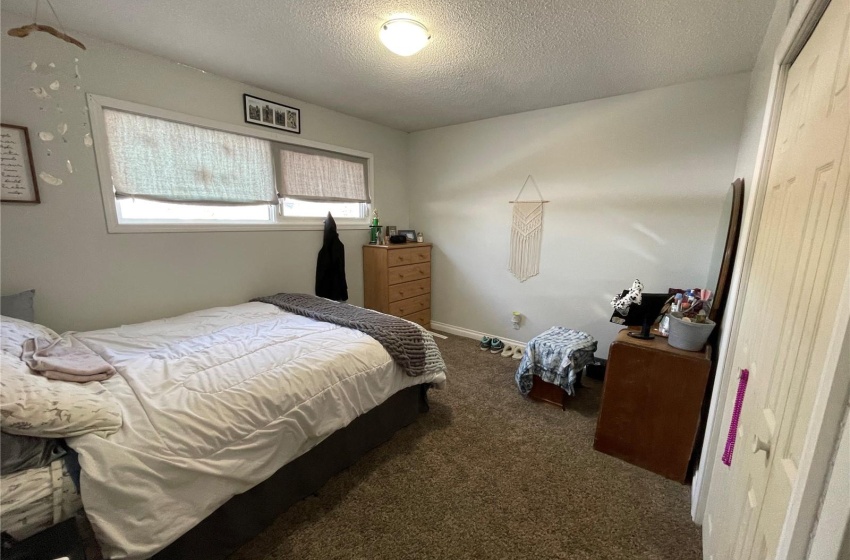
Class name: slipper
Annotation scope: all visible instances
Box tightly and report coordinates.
[501,343,514,357]
[512,346,524,360]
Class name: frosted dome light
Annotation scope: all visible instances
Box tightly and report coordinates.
[380,18,431,56]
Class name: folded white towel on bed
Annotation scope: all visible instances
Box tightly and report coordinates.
[22,337,116,383]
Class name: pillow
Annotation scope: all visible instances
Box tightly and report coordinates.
[0,353,122,438]
[1,431,66,475]
[0,290,35,323]
[1,315,61,358]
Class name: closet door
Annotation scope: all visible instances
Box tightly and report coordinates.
[703,1,850,558]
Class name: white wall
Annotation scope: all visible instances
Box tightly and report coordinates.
[408,74,749,357]
[0,12,409,333]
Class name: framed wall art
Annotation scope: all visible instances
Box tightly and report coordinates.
[1,124,40,203]
[243,94,301,134]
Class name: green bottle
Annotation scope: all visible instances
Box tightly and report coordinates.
[369,209,380,244]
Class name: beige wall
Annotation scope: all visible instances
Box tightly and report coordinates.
[408,74,750,357]
[0,12,409,332]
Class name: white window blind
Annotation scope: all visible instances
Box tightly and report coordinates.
[278,145,369,203]
[103,109,277,205]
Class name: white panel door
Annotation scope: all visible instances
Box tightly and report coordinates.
[704,0,850,558]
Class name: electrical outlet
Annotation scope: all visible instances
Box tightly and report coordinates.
[511,311,522,330]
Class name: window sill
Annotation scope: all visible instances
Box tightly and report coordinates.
[106,220,371,233]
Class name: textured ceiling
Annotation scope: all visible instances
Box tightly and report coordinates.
[2,0,776,131]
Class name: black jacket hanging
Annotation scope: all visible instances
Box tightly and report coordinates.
[315,212,348,301]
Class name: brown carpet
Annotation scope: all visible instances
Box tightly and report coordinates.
[231,333,702,560]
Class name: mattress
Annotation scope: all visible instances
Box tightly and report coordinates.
[66,302,446,559]
[0,458,82,541]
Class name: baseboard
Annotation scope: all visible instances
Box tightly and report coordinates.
[430,321,526,350]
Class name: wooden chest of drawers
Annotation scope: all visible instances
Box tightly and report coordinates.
[363,243,432,329]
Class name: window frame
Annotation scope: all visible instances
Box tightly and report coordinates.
[88,94,374,233]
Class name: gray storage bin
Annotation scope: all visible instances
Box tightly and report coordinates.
[667,312,716,352]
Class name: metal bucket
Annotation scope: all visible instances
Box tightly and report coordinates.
[667,312,716,352]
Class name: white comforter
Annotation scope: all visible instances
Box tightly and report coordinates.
[66,302,446,559]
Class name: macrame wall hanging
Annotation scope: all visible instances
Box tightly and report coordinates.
[508,175,548,282]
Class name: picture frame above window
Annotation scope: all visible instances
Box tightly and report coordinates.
[1,123,40,203]
[244,94,300,134]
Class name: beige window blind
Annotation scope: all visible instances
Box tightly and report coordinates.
[278,144,369,203]
[103,109,277,205]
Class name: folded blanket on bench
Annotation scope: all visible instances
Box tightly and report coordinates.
[253,293,445,378]
[516,327,597,396]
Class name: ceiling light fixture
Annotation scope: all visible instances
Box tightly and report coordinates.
[379,18,430,56]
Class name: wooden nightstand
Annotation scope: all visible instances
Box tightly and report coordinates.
[593,328,712,482]
[362,243,432,329]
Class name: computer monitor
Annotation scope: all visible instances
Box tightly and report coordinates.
[610,292,671,340]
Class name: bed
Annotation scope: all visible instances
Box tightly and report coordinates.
[2,300,446,559]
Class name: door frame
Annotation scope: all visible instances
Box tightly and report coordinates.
[693,0,850,557]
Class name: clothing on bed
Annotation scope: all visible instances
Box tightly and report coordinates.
[315,212,348,301]
[22,337,116,382]
[0,456,82,541]
[0,432,66,475]
[515,327,597,396]
[65,302,446,559]
[253,293,446,378]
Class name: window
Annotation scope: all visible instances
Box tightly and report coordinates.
[89,95,373,232]
[281,199,365,219]
[116,199,273,223]
[275,144,370,219]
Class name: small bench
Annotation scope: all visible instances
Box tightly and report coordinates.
[515,327,597,409]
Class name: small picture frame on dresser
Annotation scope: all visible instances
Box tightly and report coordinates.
[386,226,397,237]
[399,229,416,242]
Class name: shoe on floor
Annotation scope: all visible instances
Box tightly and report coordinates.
[479,336,492,351]
[512,346,524,360]
[490,338,505,354]
[500,343,514,357]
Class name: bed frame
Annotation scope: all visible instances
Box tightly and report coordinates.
[153,384,432,560]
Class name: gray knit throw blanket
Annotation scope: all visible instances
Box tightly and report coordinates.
[252,293,445,378]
